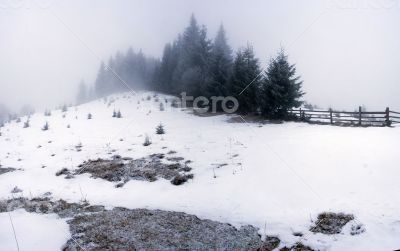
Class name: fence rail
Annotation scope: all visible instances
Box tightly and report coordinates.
[290,107,400,127]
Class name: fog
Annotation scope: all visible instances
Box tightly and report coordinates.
[1,0,400,112]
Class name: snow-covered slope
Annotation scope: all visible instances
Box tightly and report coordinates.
[1,92,400,250]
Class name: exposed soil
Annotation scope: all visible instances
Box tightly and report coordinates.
[0,167,16,175]
[310,212,355,235]
[58,153,194,187]
[63,207,264,251]
[258,236,280,251]
[279,242,315,251]
[0,197,105,218]
[2,197,361,250]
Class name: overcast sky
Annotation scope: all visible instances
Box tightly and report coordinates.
[1,0,399,111]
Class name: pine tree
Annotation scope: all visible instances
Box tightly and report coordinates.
[156,123,165,134]
[174,14,211,97]
[87,113,92,119]
[155,43,180,93]
[42,122,49,131]
[159,102,165,111]
[116,110,122,118]
[112,110,117,117]
[260,49,304,119]
[229,44,262,114]
[23,120,30,128]
[76,79,88,104]
[143,134,152,146]
[205,24,233,98]
[95,62,108,97]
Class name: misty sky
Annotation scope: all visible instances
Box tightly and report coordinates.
[1,0,400,111]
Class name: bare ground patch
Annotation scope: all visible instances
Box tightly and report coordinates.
[0,167,16,175]
[57,153,194,187]
[310,212,356,235]
[0,197,105,218]
[63,207,263,251]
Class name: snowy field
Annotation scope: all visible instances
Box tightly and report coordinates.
[1,92,400,250]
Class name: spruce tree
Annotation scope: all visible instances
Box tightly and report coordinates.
[229,44,262,114]
[260,49,304,119]
[156,123,165,134]
[174,14,211,97]
[205,24,233,98]
[76,79,88,105]
[23,120,30,128]
[42,122,49,131]
[95,61,108,97]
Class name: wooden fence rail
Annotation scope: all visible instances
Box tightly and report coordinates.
[290,106,400,127]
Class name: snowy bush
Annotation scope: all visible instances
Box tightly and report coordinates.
[143,135,152,146]
[23,120,30,128]
[62,104,68,112]
[159,102,165,111]
[116,110,122,118]
[87,113,92,119]
[42,122,49,131]
[171,99,180,108]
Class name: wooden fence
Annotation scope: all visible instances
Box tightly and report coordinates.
[290,107,400,127]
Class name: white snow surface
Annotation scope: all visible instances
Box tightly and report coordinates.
[0,92,400,250]
[0,209,70,251]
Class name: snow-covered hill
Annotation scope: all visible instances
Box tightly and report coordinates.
[1,92,400,250]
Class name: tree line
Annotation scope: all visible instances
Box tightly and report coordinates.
[82,14,304,119]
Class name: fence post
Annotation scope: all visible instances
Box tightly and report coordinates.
[385,107,390,127]
[329,108,333,125]
[299,108,303,121]
[358,106,362,126]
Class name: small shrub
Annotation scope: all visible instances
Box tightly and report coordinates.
[156,123,165,134]
[16,118,21,123]
[62,104,68,112]
[44,110,52,116]
[350,223,366,235]
[112,110,117,117]
[87,113,92,119]
[159,102,165,111]
[23,120,30,128]
[42,122,49,131]
[116,110,122,118]
[171,99,180,108]
[11,186,22,193]
[56,168,70,176]
[171,174,193,185]
[310,212,354,234]
[143,134,152,146]
[146,95,151,101]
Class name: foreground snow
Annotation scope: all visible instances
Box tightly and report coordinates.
[0,92,400,250]
[0,209,69,251]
